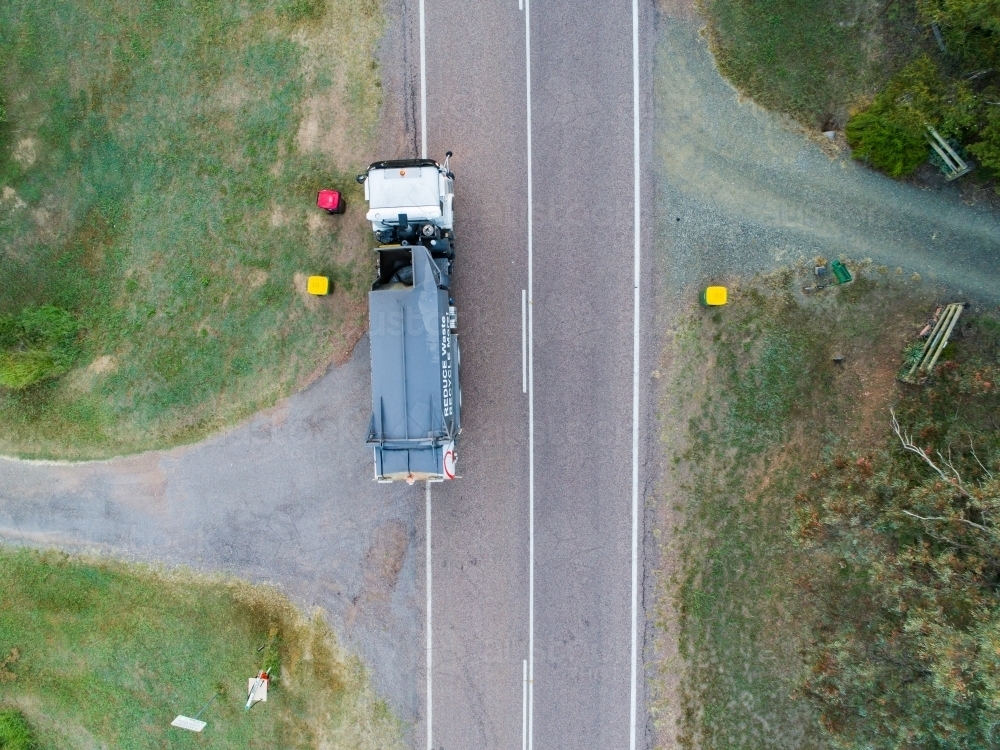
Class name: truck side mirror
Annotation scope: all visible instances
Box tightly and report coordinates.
[356,173,367,184]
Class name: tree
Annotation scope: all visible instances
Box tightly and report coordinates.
[796,327,1000,749]
[917,0,1000,66]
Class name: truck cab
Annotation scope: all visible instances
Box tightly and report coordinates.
[358,155,460,484]
[359,158,454,244]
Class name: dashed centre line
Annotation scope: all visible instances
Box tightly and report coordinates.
[523,0,535,746]
[420,0,641,747]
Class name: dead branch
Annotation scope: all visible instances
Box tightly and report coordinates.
[922,528,977,551]
[938,447,964,485]
[891,410,950,481]
[891,409,971,498]
[902,509,990,533]
[965,69,994,80]
[969,437,994,480]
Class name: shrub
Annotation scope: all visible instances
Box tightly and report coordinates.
[906,5,1000,186]
[846,56,979,178]
[0,709,37,750]
[917,0,1000,67]
[0,305,81,389]
[846,111,929,177]
[877,56,978,139]
[968,102,1000,177]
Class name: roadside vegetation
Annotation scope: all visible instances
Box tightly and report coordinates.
[0,0,383,459]
[796,310,1000,748]
[701,0,918,129]
[651,265,996,747]
[700,0,1000,183]
[0,546,402,749]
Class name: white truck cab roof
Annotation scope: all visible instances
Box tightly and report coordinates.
[360,159,453,231]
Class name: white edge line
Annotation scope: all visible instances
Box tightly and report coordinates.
[522,290,527,394]
[525,0,535,747]
[629,0,641,747]
[426,481,433,750]
[419,0,427,158]
[522,659,528,750]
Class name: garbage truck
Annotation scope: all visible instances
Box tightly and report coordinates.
[356,153,461,483]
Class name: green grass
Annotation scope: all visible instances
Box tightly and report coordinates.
[0,708,36,750]
[0,305,81,389]
[701,0,919,127]
[0,0,383,458]
[0,546,402,749]
[657,266,933,748]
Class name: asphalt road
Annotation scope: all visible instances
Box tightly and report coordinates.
[419,0,656,748]
[414,1,530,748]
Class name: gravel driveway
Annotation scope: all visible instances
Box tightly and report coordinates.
[0,337,425,730]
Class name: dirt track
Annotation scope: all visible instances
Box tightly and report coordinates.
[0,341,425,726]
